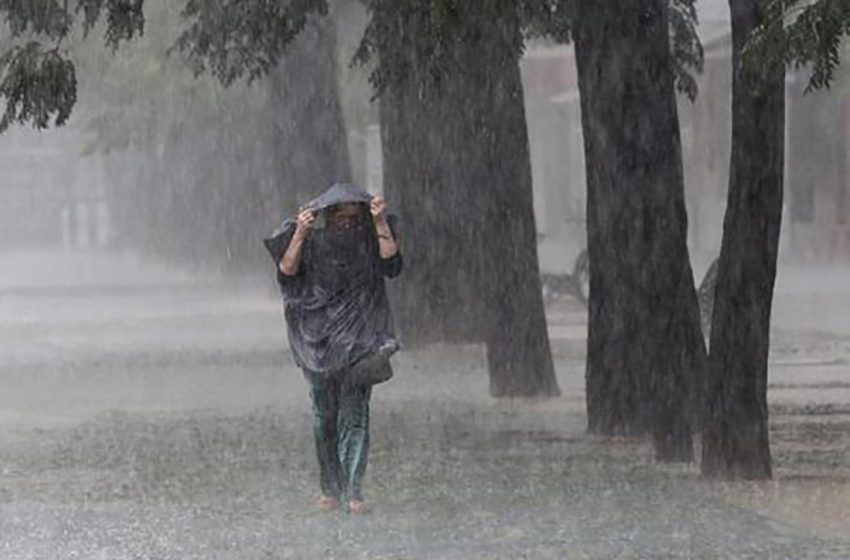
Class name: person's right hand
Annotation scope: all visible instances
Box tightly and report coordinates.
[294,208,316,239]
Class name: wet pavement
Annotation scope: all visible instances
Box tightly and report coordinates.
[1,249,850,559]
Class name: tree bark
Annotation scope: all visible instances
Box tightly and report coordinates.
[476,19,559,398]
[574,0,704,459]
[380,71,484,345]
[379,6,559,397]
[701,0,784,479]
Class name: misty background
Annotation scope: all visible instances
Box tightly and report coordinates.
[3,0,850,558]
[2,1,848,275]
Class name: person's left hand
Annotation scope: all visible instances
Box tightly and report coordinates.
[370,196,388,224]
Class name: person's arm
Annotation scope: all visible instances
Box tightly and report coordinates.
[371,197,403,278]
[370,196,398,259]
[279,208,315,276]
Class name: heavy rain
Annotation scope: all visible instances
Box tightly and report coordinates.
[1,0,850,558]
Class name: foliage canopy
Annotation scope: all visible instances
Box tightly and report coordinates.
[744,0,850,92]
[1,0,706,133]
[0,0,143,131]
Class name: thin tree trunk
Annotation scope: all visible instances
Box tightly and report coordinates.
[574,0,704,459]
[701,0,784,479]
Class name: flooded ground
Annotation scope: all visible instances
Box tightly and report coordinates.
[1,250,849,559]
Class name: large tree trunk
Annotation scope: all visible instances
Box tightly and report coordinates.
[574,0,705,459]
[380,72,483,345]
[701,0,784,479]
[378,5,559,397]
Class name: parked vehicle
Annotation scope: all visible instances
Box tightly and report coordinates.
[542,247,719,341]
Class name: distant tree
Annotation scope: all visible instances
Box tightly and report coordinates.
[264,14,353,214]
[125,1,348,274]
[75,1,271,268]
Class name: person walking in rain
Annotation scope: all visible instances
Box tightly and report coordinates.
[264,183,402,514]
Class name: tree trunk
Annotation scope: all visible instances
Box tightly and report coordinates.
[476,26,559,399]
[574,0,704,459]
[191,14,353,274]
[701,0,784,479]
[380,72,484,345]
[268,15,352,212]
[217,14,352,276]
[378,5,559,397]
[104,15,351,277]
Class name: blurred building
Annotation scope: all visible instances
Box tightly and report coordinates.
[691,22,850,264]
[521,43,587,275]
[0,126,113,251]
[519,0,850,269]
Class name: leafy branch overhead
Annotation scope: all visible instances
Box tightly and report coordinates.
[354,0,545,95]
[0,42,76,132]
[745,0,850,92]
[0,0,144,130]
[1,0,704,132]
[670,0,704,101]
[354,0,702,100]
[173,0,329,86]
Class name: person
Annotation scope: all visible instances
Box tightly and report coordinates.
[263,183,403,514]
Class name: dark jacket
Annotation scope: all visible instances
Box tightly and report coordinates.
[263,183,402,374]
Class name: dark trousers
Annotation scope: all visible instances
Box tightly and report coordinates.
[305,370,372,501]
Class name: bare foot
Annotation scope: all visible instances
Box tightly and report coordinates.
[348,499,367,514]
[316,496,340,512]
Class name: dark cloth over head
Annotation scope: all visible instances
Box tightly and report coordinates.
[263,183,402,374]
